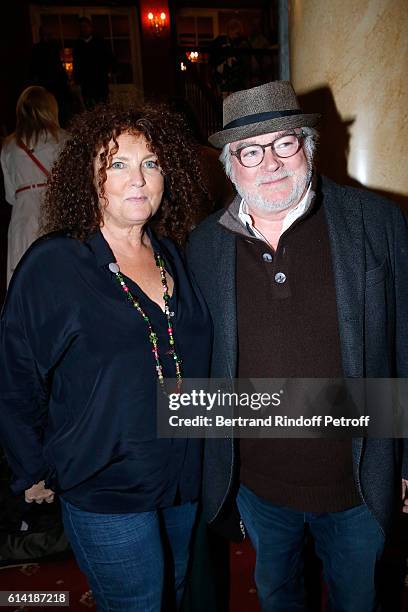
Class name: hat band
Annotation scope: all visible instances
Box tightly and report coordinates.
[223,109,301,130]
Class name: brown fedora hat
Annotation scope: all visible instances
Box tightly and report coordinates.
[209,80,320,148]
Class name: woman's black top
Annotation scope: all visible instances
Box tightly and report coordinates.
[0,229,211,513]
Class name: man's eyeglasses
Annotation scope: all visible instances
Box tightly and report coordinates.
[230,132,305,168]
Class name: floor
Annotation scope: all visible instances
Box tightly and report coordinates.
[0,534,407,611]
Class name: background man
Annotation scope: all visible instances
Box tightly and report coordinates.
[73,17,113,110]
[186,80,408,611]
[29,26,72,125]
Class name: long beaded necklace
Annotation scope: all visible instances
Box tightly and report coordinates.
[109,254,182,392]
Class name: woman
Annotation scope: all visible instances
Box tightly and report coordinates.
[1,85,68,285]
[0,104,211,610]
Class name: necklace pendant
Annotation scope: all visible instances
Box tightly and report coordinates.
[108,262,120,273]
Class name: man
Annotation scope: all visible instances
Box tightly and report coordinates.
[186,80,408,611]
[29,26,72,125]
[73,17,113,109]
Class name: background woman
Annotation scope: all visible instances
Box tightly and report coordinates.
[1,85,67,284]
[0,104,211,611]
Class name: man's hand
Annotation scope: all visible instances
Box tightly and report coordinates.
[25,480,55,504]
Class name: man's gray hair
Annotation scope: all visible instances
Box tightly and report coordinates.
[219,127,319,180]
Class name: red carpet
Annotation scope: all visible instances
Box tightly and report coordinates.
[0,541,261,612]
[0,556,96,610]
[0,537,407,611]
[229,540,259,612]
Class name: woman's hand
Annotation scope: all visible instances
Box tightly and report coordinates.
[25,480,55,504]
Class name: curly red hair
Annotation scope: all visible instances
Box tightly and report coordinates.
[41,103,208,245]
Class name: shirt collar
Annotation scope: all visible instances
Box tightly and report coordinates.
[237,180,313,242]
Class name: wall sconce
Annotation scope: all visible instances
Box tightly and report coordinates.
[147,11,168,34]
[62,48,73,78]
[186,51,200,62]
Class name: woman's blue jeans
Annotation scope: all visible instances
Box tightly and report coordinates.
[60,499,198,611]
[237,484,385,612]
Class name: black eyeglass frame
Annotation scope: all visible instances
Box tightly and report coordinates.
[230,130,305,167]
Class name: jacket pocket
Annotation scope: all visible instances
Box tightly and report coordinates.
[365,260,388,287]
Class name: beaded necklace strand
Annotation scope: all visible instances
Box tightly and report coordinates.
[109,254,182,392]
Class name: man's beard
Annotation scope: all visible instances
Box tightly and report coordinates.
[232,165,313,213]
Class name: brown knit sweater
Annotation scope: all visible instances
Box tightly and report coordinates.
[237,197,361,512]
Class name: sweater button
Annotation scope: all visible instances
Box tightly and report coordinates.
[274,272,286,284]
[262,252,273,263]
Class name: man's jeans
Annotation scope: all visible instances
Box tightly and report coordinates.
[61,499,198,611]
[237,484,385,612]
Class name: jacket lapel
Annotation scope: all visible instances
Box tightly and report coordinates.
[214,227,237,378]
[322,178,366,377]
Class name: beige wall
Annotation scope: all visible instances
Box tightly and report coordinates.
[289,0,408,208]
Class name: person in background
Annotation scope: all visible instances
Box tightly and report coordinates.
[209,20,250,97]
[1,86,67,286]
[29,26,72,126]
[0,103,211,611]
[248,18,273,87]
[73,17,114,109]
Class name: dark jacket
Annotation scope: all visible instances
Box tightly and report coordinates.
[0,230,211,513]
[186,175,408,534]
